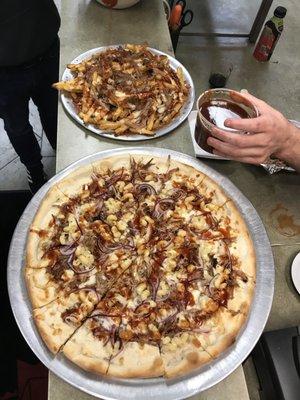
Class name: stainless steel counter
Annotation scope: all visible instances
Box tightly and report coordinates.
[49,0,300,399]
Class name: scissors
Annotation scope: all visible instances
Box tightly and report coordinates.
[174,0,194,29]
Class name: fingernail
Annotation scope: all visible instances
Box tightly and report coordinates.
[224,119,232,127]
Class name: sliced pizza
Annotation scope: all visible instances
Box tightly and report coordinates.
[26,154,256,378]
[33,288,99,353]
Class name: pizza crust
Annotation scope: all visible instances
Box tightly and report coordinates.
[219,201,256,278]
[197,308,247,358]
[26,186,69,269]
[161,333,212,378]
[25,267,61,308]
[56,164,94,198]
[227,276,255,316]
[33,290,98,353]
[107,342,164,378]
[63,321,112,375]
[200,175,229,207]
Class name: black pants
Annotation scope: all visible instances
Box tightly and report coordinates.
[0,37,59,171]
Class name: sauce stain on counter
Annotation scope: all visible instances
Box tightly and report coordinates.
[269,203,300,237]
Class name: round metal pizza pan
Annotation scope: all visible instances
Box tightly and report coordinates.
[60,46,195,141]
[7,147,274,400]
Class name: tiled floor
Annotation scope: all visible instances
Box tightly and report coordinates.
[0,100,56,191]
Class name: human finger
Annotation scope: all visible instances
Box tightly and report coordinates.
[224,115,268,133]
[207,136,268,159]
[210,127,262,148]
[212,150,267,165]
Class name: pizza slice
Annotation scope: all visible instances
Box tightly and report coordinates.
[62,299,164,378]
[160,332,212,378]
[154,158,228,209]
[61,251,165,378]
[159,304,246,377]
[194,307,247,358]
[63,311,121,375]
[106,316,164,378]
[27,163,100,270]
[26,237,135,308]
[215,200,256,315]
[33,288,99,353]
[99,262,208,378]
[26,174,137,308]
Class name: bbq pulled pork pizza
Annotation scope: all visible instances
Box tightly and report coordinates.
[26,155,255,378]
[53,44,190,136]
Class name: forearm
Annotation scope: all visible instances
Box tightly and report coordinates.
[274,123,300,172]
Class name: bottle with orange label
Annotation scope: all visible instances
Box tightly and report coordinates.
[253,6,287,62]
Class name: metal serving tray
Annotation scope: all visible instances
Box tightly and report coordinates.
[7,147,274,400]
[60,46,195,141]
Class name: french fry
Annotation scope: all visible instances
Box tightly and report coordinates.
[130,127,154,136]
[115,125,129,135]
[52,79,83,92]
[146,117,155,129]
[176,67,185,88]
[99,120,125,130]
[67,63,86,73]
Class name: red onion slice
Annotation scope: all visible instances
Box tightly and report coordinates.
[152,198,175,218]
[108,185,119,199]
[63,314,78,325]
[110,338,124,359]
[107,242,123,251]
[193,327,211,334]
[69,263,96,275]
[109,325,118,347]
[208,273,220,296]
[60,243,77,256]
[136,183,157,196]
[90,311,122,318]
[96,199,104,211]
[223,240,233,271]
[187,270,203,283]
[149,274,160,300]
[66,252,94,274]
[97,239,122,253]
[123,236,136,250]
[106,169,124,187]
[171,188,186,200]
[160,312,178,334]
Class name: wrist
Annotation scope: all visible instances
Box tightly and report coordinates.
[273,122,298,162]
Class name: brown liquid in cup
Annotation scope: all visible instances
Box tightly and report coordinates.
[195,99,251,153]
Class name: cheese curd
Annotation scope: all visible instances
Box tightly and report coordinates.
[74,245,94,267]
[104,198,121,213]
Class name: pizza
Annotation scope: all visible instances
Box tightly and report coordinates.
[25,155,255,378]
[53,44,190,136]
